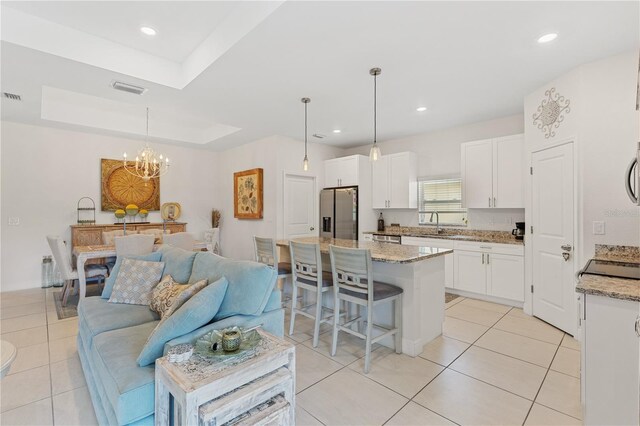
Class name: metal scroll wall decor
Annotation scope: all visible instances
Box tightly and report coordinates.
[532,87,571,139]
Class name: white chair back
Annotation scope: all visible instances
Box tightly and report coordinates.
[138,228,170,243]
[253,236,278,268]
[46,235,75,280]
[162,232,195,250]
[102,230,124,245]
[114,234,155,256]
[289,241,323,285]
[329,245,374,300]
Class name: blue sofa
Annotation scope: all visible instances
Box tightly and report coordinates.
[77,248,284,425]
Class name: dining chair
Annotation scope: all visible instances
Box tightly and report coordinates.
[114,234,155,257]
[329,245,403,374]
[289,241,334,347]
[253,236,292,303]
[47,235,108,306]
[138,228,170,243]
[162,232,195,251]
[102,230,125,246]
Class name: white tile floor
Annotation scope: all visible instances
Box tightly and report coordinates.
[0,289,582,425]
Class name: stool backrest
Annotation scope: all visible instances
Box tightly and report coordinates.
[290,241,322,284]
[253,236,278,268]
[46,235,75,280]
[162,232,194,250]
[329,245,373,300]
[114,234,155,257]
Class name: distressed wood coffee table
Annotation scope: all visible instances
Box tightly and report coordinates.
[155,329,295,426]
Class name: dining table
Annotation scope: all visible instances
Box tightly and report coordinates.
[72,241,208,300]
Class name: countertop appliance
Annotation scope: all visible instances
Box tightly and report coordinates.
[579,259,640,280]
[371,234,401,244]
[512,222,525,240]
[320,186,358,240]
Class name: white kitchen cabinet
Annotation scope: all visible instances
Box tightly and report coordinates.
[324,155,362,187]
[453,241,524,302]
[582,294,640,425]
[402,236,453,288]
[461,134,524,208]
[454,250,486,294]
[371,152,417,209]
[487,253,525,301]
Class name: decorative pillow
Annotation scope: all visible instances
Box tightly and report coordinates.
[150,275,208,319]
[137,277,229,366]
[108,258,165,305]
[157,246,197,284]
[101,252,162,299]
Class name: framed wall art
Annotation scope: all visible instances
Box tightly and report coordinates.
[101,158,160,211]
[233,168,263,219]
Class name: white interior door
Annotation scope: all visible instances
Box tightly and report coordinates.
[284,173,317,239]
[531,142,575,333]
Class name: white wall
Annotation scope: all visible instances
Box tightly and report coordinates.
[344,114,525,230]
[523,50,640,319]
[0,121,218,291]
[214,135,344,261]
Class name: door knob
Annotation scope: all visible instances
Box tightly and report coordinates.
[562,252,570,261]
[561,244,572,252]
[310,227,315,231]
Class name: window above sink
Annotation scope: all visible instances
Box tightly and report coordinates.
[418,177,467,226]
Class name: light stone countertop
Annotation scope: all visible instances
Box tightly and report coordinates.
[276,237,452,264]
[363,227,524,245]
[576,273,640,302]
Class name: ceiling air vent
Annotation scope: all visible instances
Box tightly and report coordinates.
[111,81,147,95]
[3,92,21,101]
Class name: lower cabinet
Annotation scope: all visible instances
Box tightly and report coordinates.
[453,241,525,302]
[402,236,453,287]
[581,294,640,425]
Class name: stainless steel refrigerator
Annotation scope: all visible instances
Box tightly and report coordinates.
[320,186,358,240]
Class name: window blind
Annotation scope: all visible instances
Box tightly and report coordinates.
[418,178,466,225]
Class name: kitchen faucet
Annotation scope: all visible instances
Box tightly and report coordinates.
[429,211,442,234]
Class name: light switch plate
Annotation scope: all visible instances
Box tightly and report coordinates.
[592,221,605,235]
[8,217,20,226]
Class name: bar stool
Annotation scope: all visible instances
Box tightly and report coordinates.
[329,245,403,374]
[289,241,334,347]
[253,236,291,294]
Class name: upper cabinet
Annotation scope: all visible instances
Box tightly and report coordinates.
[372,152,418,209]
[461,134,524,208]
[324,155,362,187]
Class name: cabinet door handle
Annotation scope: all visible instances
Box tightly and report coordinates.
[482,253,485,264]
[493,197,496,207]
[488,197,491,207]
[635,316,640,337]
[486,254,490,264]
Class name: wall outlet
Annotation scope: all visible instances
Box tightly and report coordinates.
[8,217,20,226]
[592,221,605,235]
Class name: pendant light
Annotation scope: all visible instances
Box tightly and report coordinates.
[301,97,311,171]
[369,67,382,161]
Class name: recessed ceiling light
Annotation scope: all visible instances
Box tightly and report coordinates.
[333,129,342,134]
[537,33,557,44]
[416,106,427,112]
[140,26,157,36]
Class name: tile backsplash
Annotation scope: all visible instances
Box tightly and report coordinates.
[375,208,525,231]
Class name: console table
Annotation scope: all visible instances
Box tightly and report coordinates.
[155,329,295,426]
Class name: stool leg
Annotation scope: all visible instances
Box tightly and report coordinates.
[289,281,298,336]
[395,294,403,354]
[331,295,340,357]
[312,288,323,348]
[364,302,374,374]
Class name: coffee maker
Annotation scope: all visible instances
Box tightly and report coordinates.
[512,222,525,240]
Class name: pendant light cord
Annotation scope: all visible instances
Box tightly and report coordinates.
[373,73,377,145]
[304,101,308,157]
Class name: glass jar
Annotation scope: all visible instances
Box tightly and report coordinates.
[41,256,53,288]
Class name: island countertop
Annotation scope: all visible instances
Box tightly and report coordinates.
[276,237,452,264]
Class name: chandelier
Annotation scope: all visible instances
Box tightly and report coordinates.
[123,108,170,181]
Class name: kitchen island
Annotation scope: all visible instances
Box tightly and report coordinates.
[276,237,453,356]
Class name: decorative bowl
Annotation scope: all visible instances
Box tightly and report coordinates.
[194,327,262,359]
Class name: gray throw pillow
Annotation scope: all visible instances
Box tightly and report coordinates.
[108,258,165,305]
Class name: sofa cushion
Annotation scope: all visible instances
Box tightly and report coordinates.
[78,296,159,350]
[137,277,229,367]
[157,246,197,284]
[149,275,207,319]
[189,252,277,320]
[108,258,165,306]
[91,321,158,425]
[102,252,163,299]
